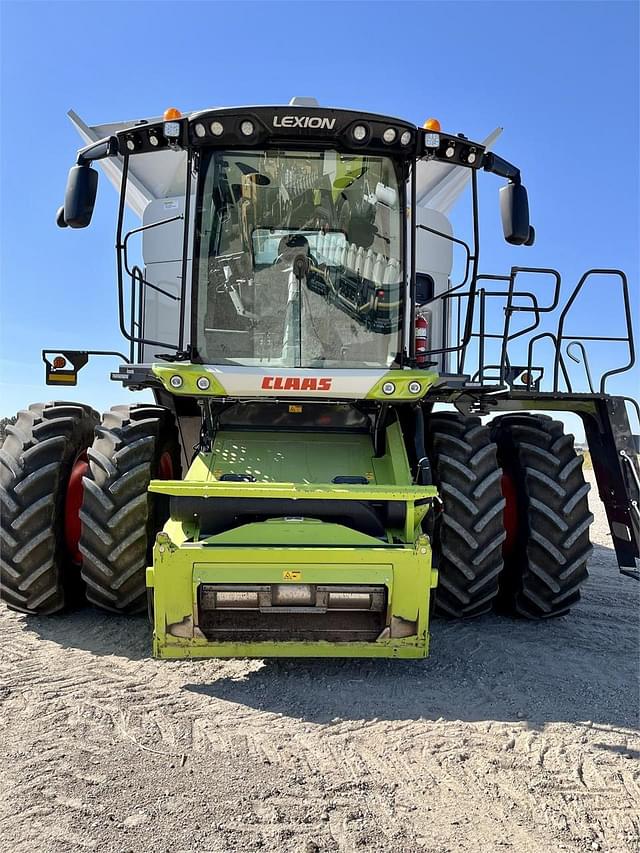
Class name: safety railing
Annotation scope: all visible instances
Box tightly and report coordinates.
[423,264,636,398]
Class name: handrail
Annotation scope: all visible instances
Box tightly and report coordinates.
[554,269,635,394]
[423,263,634,397]
[566,341,595,394]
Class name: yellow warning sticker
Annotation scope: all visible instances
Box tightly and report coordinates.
[282,570,301,581]
[288,405,302,413]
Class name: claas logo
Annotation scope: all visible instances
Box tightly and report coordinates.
[261,376,332,391]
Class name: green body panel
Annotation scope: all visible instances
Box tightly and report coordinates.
[208,429,377,484]
[151,363,439,402]
[149,420,414,489]
[148,535,437,659]
[150,478,436,505]
[147,418,438,660]
[153,364,228,396]
[199,519,391,547]
[364,370,439,400]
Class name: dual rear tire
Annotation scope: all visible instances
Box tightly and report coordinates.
[1,403,180,615]
[428,412,592,619]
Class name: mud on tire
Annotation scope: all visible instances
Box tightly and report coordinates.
[79,405,181,613]
[490,414,593,618]
[0,402,99,614]
[426,413,506,618]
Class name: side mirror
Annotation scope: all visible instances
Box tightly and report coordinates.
[56,206,68,228]
[500,182,534,246]
[63,164,98,228]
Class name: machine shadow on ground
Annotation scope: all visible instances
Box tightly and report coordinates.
[182,612,639,730]
[185,539,639,730]
[21,608,151,662]
[16,543,638,731]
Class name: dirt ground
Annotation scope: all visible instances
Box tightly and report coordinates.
[1,470,638,853]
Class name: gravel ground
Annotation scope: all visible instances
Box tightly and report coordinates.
[0,470,638,853]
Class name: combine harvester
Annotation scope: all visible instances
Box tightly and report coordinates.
[1,98,638,659]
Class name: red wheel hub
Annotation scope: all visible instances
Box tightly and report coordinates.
[63,449,175,566]
[158,451,175,480]
[501,470,519,558]
[64,452,89,564]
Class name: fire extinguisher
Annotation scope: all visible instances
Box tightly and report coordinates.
[415,311,429,366]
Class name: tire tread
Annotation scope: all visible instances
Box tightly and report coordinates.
[491,414,591,618]
[79,404,181,613]
[0,402,99,614]
[427,413,506,618]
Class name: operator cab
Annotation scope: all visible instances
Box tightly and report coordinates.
[56,99,533,383]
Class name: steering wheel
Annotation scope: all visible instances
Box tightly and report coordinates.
[272,233,318,270]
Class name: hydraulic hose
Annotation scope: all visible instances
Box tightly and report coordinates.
[413,405,432,485]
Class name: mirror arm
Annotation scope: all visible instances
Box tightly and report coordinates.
[482,152,521,185]
[76,135,119,166]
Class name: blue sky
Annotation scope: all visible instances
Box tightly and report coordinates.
[1,0,638,439]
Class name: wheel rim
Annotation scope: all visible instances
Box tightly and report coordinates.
[158,451,175,480]
[501,471,519,558]
[64,452,89,564]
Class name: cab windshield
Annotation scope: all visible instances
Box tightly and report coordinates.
[194,148,404,368]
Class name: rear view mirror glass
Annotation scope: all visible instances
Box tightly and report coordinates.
[63,165,98,228]
[500,182,534,246]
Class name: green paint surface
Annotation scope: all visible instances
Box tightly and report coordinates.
[148,414,439,660]
[209,430,377,484]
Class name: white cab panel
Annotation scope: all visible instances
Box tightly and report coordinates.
[414,207,454,371]
[141,196,195,360]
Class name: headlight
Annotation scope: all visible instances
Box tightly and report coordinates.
[400,130,412,146]
[196,376,211,391]
[352,124,368,142]
[194,123,206,138]
[163,121,181,138]
[408,381,421,394]
[382,381,395,395]
[382,127,397,144]
[240,120,255,137]
[169,375,183,389]
[210,121,224,136]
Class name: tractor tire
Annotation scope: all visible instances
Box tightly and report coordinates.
[490,414,593,618]
[79,404,181,613]
[426,413,506,618]
[0,401,99,614]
